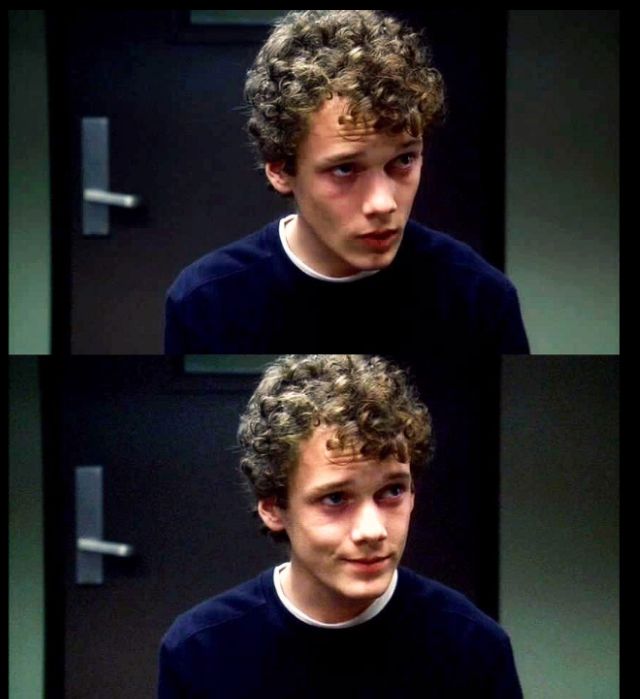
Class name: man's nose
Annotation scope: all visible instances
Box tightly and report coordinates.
[351,500,388,543]
[362,172,398,217]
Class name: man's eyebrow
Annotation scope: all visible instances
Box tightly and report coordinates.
[305,471,412,499]
[317,139,423,169]
[316,150,368,169]
[397,138,424,151]
[305,478,356,499]
[382,471,413,484]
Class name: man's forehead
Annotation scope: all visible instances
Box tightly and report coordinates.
[294,448,412,497]
[309,96,391,140]
[301,96,422,161]
[335,116,377,141]
[297,424,408,467]
[299,426,362,463]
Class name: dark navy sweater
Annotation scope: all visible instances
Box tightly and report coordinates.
[164,220,529,355]
[158,567,523,698]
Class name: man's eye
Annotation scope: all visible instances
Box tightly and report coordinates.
[380,483,407,500]
[394,153,419,169]
[322,492,346,506]
[331,164,355,178]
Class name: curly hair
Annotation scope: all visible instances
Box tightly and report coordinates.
[244,10,446,174]
[238,354,435,541]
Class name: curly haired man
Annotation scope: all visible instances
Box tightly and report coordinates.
[165,11,529,355]
[158,355,523,697]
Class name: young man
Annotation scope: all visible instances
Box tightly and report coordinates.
[158,355,523,697]
[164,10,529,355]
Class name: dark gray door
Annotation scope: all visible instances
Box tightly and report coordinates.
[47,10,507,353]
[43,357,284,697]
[47,11,290,353]
[41,354,501,697]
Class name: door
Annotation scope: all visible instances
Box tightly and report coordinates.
[46,10,507,353]
[43,357,283,697]
[47,10,291,354]
[41,354,501,697]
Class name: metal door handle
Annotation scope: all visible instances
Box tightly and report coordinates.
[77,537,135,557]
[83,188,140,208]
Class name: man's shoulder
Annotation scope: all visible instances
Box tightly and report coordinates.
[161,569,272,651]
[399,220,513,288]
[397,567,508,641]
[167,221,280,304]
[395,569,522,694]
[401,221,529,352]
[403,220,509,285]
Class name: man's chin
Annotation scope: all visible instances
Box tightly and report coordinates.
[357,250,400,272]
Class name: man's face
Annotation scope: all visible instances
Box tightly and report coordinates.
[266,97,424,277]
[259,425,415,623]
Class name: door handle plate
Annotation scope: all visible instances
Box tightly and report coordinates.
[81,117,141,236]
[75,466,134,584]
[81,118,109,237]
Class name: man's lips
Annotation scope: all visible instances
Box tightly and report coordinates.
[357,229,399,251]
[347,556,390,563]
[343,555,392,572]
[359,229,398,240]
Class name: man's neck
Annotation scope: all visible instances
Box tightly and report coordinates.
[280,215,378,282]
[278,561,396,625]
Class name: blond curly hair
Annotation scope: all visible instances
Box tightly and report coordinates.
[238,354,435,541]
[244,10,446,174]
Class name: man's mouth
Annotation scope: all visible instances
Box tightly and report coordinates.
[349,556,388,563]
[343,555,392,572]
[360,229,398,240]
[358,229,399,251]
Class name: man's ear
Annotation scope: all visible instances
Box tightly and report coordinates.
[265,161,294,195]
[257,497,287,533]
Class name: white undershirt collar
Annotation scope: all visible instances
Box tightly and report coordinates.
[278,214,380,283]
[273,561,397,629]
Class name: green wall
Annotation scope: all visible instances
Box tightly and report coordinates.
[9,10,51,355]
[9,358,46,699]
[500,357,619,696]
[506,11,619,353]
